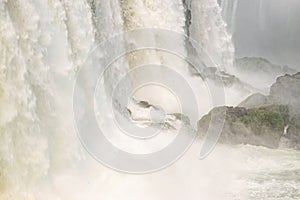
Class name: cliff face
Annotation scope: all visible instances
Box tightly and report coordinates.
[199,72,300,149]
[269,72,300,116]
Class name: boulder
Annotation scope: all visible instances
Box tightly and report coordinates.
[200,72,300,149]
[198,105,289,149]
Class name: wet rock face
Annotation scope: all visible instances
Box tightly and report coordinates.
[282,115,300,149]
[198,105,289,149]
[200,72,300,150]
[269,72,300,116]
[240,72,300,114]
[239,93,270,108]
[234,57,297,92]
[182,0,192,36]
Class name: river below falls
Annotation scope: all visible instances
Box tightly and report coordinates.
[30,141,300,200]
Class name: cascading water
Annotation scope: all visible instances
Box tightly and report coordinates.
[219,0,239,34]
[189,0,235,72]
[0,0,299,199]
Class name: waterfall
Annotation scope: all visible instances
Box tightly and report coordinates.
[0,0,236,198]
[219,0,239,34]
[190,0,235,72]
[0,0,94,197]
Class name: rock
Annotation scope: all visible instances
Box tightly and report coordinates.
[126,98,194,131]
[279,114,300,149]
[191,66,257,89]
[201,72,300,149]
[198,105,290,149]
[235,57,296,75]
[240,72,300,116]
[269,72,300,116]
[182,0,192,36]
[239,93,270,108]
[234,57,297,92]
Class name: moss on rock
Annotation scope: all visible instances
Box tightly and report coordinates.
[198,104,290,149]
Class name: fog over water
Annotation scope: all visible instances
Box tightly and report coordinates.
[233,0,300,69]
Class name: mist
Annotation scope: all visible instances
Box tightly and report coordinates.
[233,0,300,69]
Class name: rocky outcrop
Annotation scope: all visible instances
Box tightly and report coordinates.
[269,72,300,116]
[190,66,259,97]
[198,105,289,149]
[199,72,300,149]
[235,57,296,75]
[126,98,194,131]
[240,72,300,116]
[239,93,270,108]
[270,73,300,149]
[234,57,297,92]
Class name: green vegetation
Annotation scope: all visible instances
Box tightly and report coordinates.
[199,112,211,124]
[199,105,290,135]
[240,105,289,131]
[290,116,300,128]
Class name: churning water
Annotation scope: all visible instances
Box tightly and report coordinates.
[0,0,299,199]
